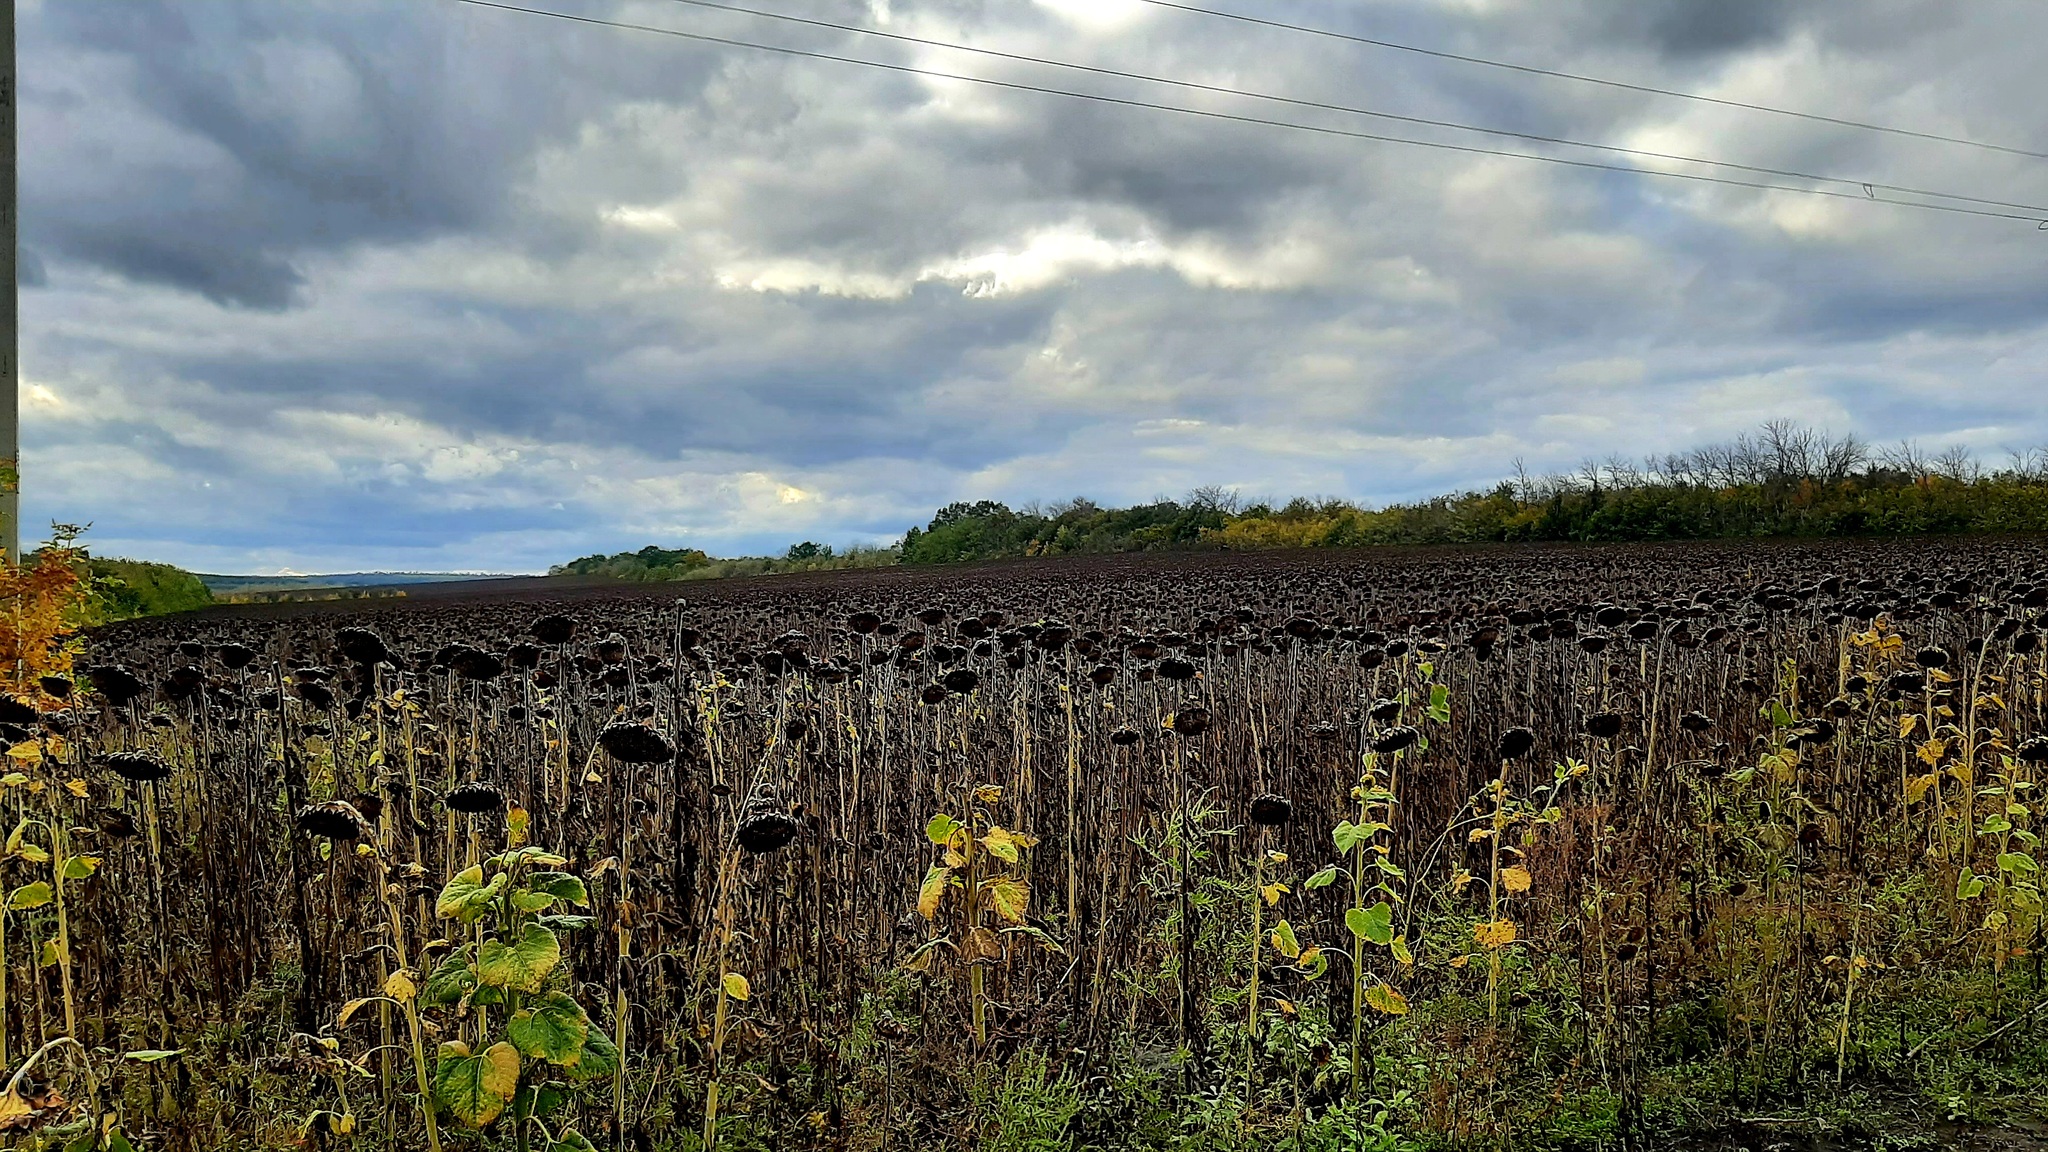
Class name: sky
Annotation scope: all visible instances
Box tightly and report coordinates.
[19,0,2048,574]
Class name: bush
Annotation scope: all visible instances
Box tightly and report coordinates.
[86,557,214,620]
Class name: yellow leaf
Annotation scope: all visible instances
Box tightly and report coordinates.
[1500,866,1533,894]
[384,970,417,1003]
[337,997,375,1028]
[1260,882,1289,906]
[64,779,88,799]
[979,826,1038,864]
[1364,982,1410,1016]
[1270,919,1301,960]
[973,784,1003,805]
[6,742,40,763]
[1474,919,1518,950]
[983,875,1030,923]
[1468,827,1494,842]
[0,1087,34,1126]
[722,972,751,1002]
[917,865,952,920]
[479,1041,521,1104]
[1905,773,1939,805]
[1899,714,1920,740]
[1917,738,1947,768]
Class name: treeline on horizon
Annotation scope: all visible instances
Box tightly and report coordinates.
[551,541,900,582]
[560,422,2048,578]
[15,541,216,624]
[69,556,213,622]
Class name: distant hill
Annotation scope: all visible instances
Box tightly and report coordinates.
[198,572,514,596]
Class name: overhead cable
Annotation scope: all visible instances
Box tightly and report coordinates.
[448,0,2047,225]
[657,0,2048,216]
[1132,0,2048,161]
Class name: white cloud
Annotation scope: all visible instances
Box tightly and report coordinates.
[1030,0,1150,33]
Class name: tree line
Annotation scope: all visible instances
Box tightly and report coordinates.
[897,423,2048,563]
[551,541,900,582]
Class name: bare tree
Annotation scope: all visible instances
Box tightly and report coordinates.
[1601,453,1643,488]
[1931,444,1981,483]
[1878,440,1930,479]
[2008,447,2048,483]
[1726,432,1769,486]
[1493,421,1902,498]
[1690,442,1737,488]
[1816,431,1867,485]
[1759,418,1824,483]
[1185,484,1243,514]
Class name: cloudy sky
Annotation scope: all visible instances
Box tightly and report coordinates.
[20,0,2048,573]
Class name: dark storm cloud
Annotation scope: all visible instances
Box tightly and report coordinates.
[25,0,718,306]
[1598,0,1800,61]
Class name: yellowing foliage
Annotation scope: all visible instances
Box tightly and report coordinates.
[0,533,94,705]
[1474,919,1519,950]
[1363,982,1410,1016]
[918,864,951,920]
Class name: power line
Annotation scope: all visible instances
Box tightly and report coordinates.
[448,0,2046,225]
[1131,0,2048,162]
[658,0,2048,216]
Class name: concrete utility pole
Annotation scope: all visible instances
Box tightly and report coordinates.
[0,0,17,565]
